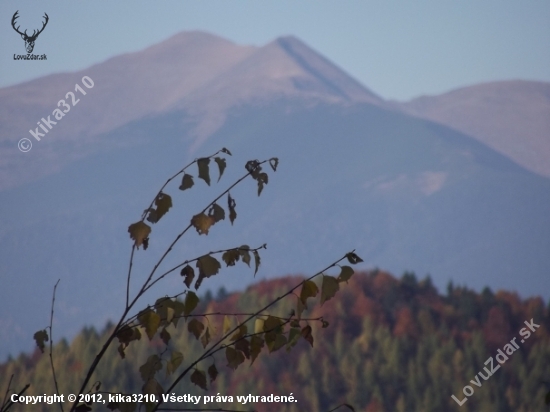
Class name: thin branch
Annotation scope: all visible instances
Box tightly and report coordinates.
[0,375,13,411]
[139,149,226,222]
[144,244,267,293]
[206,318,293,359]
[49,279,63,412]
[71,311,129,412]
[1,384,30,412]
[126,149,225,315]
[133,160,268,306]
[126,245,136,309]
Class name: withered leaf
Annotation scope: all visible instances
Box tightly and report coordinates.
[128,221,151,249]
[179,174,194,191]
[197,158,210,186]
[320,275,340,305]
[180,265,195,288]
[346,252,364,264]
[214,157,226,182]
[208,363,218,383]
[33,329,48,353]
[208,203,225,223]
[187,319,204,340]
[226,346,245,370]
[299,280,319,306]
[301,325,314,347]
[337,266,354,283]
[191,369,207,390]
[191,213,214,235]
[228,193,237,225]
[138,309,161,340]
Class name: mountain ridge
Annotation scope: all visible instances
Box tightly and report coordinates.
[1,30,549,362]
[397,80,550,177]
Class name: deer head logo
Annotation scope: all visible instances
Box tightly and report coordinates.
[11,11,49,54]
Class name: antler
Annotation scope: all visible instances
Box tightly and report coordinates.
[28,13,49,40]
[36,13,49,37]
[11,11,26,36]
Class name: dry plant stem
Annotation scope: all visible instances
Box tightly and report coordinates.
[1,384,30,412]
[157,252,350,411]
[138,149,226,223]
[0,375,13,411]
[125,246,136,309]
[49,279,64,412]
[126,149,225,310]
[134,161,268,304]
[144,244,266,293]
[71,310,129,412]
[71,159,266,411]
[121,308,322,330]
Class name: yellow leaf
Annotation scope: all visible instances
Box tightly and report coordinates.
[154,192,172,222]
[187,319,204,340]
[299,280,319,306]
[128,221,151,249]
[337,266,354,283]
[320,275,340,305]
[138,309,161,340]
[184,291,199,316]
[223,315,232,335]
[254,318,265,334]
[191,213,214,235]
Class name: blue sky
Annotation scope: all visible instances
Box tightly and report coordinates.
[1,0,549,100]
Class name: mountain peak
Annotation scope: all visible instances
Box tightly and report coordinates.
[1,31,385,188]
[271,35,383,104]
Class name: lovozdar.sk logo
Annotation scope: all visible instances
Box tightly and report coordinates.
[11,10,49,59]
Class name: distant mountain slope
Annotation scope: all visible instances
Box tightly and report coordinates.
[2,97,549,361]
[398,80,550,177]
[1,31,549,363]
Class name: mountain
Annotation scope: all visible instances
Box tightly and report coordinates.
[1,272,549,411]
[0,32,381,191]
[1,31,549,361]
[398,80,550,178]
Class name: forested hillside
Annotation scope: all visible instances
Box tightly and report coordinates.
[2,271,549,412]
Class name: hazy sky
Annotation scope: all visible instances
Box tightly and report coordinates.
[1,1,549,100]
